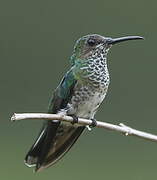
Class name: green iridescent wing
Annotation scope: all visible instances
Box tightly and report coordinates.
[48,69,77,113]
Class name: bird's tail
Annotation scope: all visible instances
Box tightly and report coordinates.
[25,121,85,172]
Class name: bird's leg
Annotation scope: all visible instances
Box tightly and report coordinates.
[89,118,97,128]
[70,115,79,125]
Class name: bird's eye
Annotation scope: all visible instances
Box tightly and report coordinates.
[87,39,96,46]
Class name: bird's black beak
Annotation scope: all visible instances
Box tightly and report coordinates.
[106,36,144,45]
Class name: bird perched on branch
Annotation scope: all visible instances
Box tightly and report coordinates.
[25,34,143,171]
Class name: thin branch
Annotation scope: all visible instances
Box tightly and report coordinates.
[11,113,157,143]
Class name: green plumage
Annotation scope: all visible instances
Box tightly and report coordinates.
[48,70,76,112]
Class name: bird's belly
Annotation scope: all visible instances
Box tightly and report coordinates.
[70,87,108,119]
[76,92,106,118]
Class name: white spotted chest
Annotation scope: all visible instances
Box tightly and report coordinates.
[67,85,108,119]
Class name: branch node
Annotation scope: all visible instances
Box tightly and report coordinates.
[11,113,16,122]
[119,123,132,136]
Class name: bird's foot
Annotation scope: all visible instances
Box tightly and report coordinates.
[89,118,97,128]
[70,115,79,125]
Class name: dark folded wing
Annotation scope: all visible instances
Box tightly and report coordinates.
[25,70,85,171]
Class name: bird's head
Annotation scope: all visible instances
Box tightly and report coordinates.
[70,34,144,65]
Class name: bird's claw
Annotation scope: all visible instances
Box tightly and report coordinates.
[71,115,79,125]
[89,118,97,128]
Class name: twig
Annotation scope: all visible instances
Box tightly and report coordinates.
[11,113,157,143]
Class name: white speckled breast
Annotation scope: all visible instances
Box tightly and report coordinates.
[67,44,110,119]
[70,85,108,119]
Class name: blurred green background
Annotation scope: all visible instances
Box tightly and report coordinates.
[0,0,157,179]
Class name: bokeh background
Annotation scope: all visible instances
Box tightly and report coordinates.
[0,0,157,179]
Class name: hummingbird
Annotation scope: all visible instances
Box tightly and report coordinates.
[24,34,143,172]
